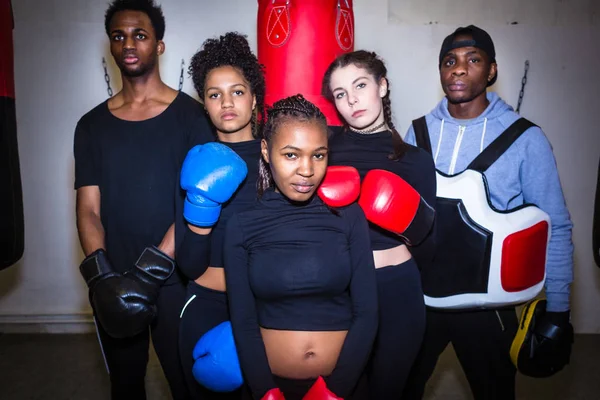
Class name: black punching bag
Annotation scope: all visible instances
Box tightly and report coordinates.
[0,0,24,269]
[594,157,599,267]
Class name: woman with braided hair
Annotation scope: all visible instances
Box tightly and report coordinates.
[224,94,378,400]
[175,31,265,398]
[322,51,437,398]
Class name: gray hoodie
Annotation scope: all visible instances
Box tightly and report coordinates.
[405,92,573,312]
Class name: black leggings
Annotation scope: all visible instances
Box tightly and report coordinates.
[179,280,242,400]
[402,308,518,400]
[94,280,190,400]
[367,258,426,399]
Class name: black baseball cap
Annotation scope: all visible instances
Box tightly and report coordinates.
[439,25,497,86]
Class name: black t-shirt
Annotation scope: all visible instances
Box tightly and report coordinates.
[328,128,437,266]
[224,189,378,398]
[73,92,213,281]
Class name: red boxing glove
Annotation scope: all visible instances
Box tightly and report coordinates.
[261,388,285,400]
[358,169,434,246]
[302,376,342,400]
[317,166,361,207]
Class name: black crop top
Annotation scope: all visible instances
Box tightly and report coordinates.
[224,189,378,398]
[328,129,437,267]
[176,139,261,280]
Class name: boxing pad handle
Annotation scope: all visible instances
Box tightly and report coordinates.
[533,320,563,341]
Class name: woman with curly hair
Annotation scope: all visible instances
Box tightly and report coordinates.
[175,31,266,399]
[224,94,378,400]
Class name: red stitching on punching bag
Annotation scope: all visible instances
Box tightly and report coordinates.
[336,2,354,51]
[258,0,355,126]
[266,3,291,47]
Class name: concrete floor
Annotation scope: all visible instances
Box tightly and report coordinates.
[0,333,598,399]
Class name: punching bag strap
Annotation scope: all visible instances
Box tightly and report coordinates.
[412,116,433,155]
[467,118,537,173]
[336,0,353,51]
[264,0,291,47]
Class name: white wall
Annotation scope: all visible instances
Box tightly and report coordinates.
[1,0,598,333]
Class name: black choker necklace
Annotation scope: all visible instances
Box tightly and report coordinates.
[349,121,386,134]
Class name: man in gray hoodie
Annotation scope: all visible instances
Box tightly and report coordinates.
[403,25,574,399]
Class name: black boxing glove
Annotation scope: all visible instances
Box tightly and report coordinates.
[80,247,174,338]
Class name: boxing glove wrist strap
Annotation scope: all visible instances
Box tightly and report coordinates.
[133,246,175,282]
[400,198,435,246]
[79,249,118,285]
[184,198,222,227]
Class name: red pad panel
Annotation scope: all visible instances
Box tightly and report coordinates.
[0,0,15,99]
[257,0,354,126]
[501,221,549,292]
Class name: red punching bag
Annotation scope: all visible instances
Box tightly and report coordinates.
[0,0,24,269]
[257,0,354,126]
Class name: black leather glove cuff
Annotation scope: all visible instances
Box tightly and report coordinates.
[132,246,175,284]
[545,310,571,327]
[79,249,118,286]
[401,197,435,247]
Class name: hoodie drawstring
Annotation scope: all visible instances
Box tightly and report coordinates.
[434,119,444,164]
[436,117,489,175]
[448,125,466,175]
[480,117,488,153]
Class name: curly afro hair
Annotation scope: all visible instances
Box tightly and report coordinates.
[189,32,266,138]
[105,0,165,40]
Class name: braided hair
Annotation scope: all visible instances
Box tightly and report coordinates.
[189,32,266,138]
[257,94,328,197]
[321,50,408,160]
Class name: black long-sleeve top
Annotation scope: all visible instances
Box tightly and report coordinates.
[176,139,261,279]
[224,189,378,399]
[328,129,437,268]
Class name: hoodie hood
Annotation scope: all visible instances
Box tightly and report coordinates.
[422,91,522,176]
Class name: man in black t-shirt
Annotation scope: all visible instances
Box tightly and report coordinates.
[73,1,212,399]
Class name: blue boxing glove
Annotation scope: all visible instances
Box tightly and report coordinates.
[180,143,248,226]
[192,321,243,392]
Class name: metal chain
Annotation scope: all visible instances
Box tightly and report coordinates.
[102,57,113,98]
[516,60,529,114]
[179,59,185,91]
